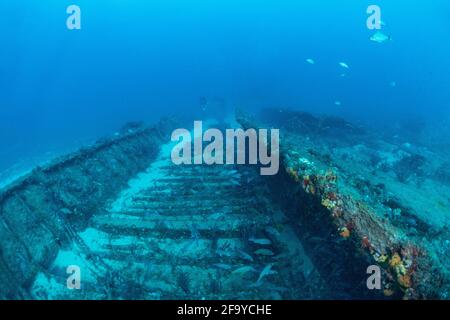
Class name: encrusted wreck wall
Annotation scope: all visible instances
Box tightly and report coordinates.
[0,119,174,299]
[237,111,444,299]
[263,169,383,299]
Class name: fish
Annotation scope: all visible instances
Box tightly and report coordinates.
[306,58,315,65]
[230,179,241,187]
[339,62,349,69]
[237,249,254,262]
[190,223,200,245]
[390,81,397,88]
[223,169,238,176]
[210,212,225,220]
[257,263,277,284]
[254,249,274,256]
[402,142,412,148]
[232,266,257,275]
[245,175,255,184]
[250,281,289,292]
[308,236,326,243]
[264,226,281,237]
[216,248,234,258]
[370,31,391,43]
[335,101,342,107]
[249,237,272,245]
[213,263,232,270]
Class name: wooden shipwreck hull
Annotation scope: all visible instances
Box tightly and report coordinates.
[0,110,447,300]
[237,109,449,299]
[0,119,175,299]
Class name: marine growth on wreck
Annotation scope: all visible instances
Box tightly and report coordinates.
[1,1,450,303]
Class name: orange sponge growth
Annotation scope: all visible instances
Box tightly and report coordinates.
[339,227,351,238]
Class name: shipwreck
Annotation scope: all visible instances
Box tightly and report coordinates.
[0,110,449,300]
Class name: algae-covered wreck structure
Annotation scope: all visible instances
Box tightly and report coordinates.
[0,120,173,299]
[238,109,450,299]
[0,111,449,300]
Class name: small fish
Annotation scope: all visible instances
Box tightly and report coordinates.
[370,31,391,43]
[306,58,315,65]
[254,249,274,256]
[403,142,412,148]
[210,212,225,220]
[265,226,281,237]
[232,266,257,275]
[237,249,254,262]
[339,62,349,69]
[230,179,241,187]
[216,249,233,258]
[308,236,326,243]
[224,170,238,176]
[335,101,342,107]
[213,263,232,270]
[245,176,255,184]
[249,237,272,245]
[257,263,277,284]
[390,81,397,88]
[190,223,200,245]
[267,284,289,292]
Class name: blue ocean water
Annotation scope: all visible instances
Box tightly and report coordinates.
[1,0,449,179]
